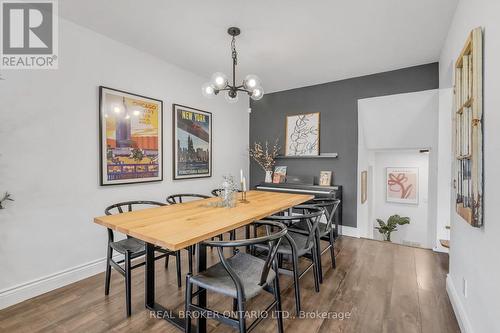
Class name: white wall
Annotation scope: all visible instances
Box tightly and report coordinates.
[439,1,500,332]
[435,88,453,252]
[0,18,249,308]
[357,90,439,248]
[356,124,371,238]
[358,90,438,150]
[372,151,430,247]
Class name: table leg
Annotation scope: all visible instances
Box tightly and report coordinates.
[145,242,155,308]
[196,243,207,333]
[315,231,323,284]
[245,225,251,253]
[337,193,343,238]
[145,242,186,331]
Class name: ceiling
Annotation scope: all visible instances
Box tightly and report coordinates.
[60,0,458,93]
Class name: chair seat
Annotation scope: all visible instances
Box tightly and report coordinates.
[255,232,313,257]
[110,237,145,254]
[318,223,332,237]
[189,252,276,299]
[295,221,331,237]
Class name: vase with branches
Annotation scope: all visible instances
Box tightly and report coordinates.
[375,214,410,242]
[249,140,280,183]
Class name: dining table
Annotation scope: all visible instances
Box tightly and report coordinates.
[94,190,313,333]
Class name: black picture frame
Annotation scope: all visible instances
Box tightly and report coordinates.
[99,86,163,186]
[172,104,212,180]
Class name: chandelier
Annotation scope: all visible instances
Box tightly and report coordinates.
[202,27,264,103]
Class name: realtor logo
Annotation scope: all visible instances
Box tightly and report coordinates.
[1,0,58,69]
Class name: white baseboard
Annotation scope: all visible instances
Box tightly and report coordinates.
[0,254,117,310]
[340,225,359,238]
[446,274,473,333]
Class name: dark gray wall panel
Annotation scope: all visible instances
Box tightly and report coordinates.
[249,63,439,227]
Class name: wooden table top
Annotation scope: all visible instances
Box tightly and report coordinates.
[94,190,313,251]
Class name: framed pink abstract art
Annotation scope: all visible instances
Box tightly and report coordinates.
[386,167,418,204]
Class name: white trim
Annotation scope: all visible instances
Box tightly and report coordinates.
[446,274,473,333]
[0,254,119,310]
[340,225,359,238]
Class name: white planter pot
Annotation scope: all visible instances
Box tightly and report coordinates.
[265,170,273,183]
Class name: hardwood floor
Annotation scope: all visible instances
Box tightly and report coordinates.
[0,237,460,333]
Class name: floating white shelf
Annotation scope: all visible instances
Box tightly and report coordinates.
[275,153,338,159]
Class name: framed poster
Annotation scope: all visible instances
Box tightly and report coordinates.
[173,104,212,180]
[99,86,163,186]
[285,112,320,156]
[386,167,418,204]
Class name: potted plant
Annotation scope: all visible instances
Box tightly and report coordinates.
[375,214,410,242]
[249,140,280,183]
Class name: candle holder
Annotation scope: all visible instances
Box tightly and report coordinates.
[239,190,249,203]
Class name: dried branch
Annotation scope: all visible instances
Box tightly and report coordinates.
[249,139,280,172]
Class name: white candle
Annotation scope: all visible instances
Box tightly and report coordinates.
[242,177,247,192]
[240,169,244,183]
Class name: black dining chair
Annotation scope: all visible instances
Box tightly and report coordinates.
[166,193,211,204]
[211,188,224,197]
[253,206,324,315]
[104,201,183,317]
[295,198,341,282]
[185,221,287,333]
[211,188,242,197]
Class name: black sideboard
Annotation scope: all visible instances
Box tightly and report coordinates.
[254,182,343,237]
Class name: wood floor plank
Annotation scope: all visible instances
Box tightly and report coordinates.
[0,237,459,333]
[414,248,461,333]
[382,244,421,333]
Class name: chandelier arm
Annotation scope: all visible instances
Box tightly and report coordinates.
[235,87,251,93]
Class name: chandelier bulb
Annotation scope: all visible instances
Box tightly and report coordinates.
[202,82,216,98]
[211,72,228,90]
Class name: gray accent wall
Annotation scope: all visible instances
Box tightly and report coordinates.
[249,63,439,228]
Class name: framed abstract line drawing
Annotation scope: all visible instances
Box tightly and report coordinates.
[285,112,320,156]
[99,86,163,185]
[173,104,212,180]
[386,167,418,204]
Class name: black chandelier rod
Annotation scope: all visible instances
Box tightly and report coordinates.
[232,36,237,88]
[224,36,252,94]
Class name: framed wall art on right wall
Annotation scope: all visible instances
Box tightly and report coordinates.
[453,27,484,227]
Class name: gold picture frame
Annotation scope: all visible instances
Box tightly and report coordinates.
[361,170,367,204]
